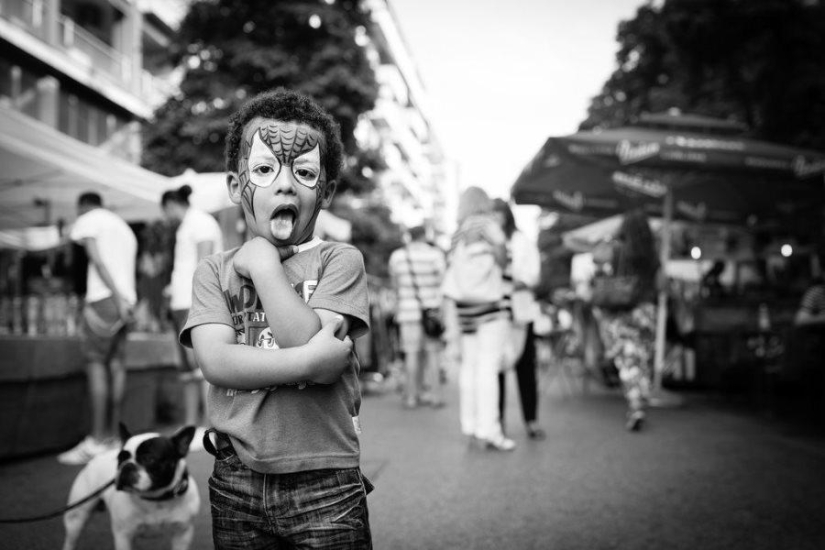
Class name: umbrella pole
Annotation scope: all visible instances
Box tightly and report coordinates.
[651,189,682,407]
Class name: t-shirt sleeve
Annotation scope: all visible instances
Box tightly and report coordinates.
[69,213,96,242]
[311,244,370,339]
[179,256,234,347]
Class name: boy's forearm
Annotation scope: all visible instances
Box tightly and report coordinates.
[196,342,317,390]
[251,260,321,347]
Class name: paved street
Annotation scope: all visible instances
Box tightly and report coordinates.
[2,376,825,549]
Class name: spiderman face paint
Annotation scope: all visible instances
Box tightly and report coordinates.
[233,118,331,245]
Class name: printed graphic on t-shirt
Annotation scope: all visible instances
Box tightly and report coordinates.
[222,277,318,394]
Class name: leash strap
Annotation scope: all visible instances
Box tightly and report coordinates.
[0,478,115,524]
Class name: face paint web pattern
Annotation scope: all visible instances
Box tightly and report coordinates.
[239,123,328,220]
[254,124,324,189]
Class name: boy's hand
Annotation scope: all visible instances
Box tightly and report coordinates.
[234,236,299,279]
[307,316,353,384]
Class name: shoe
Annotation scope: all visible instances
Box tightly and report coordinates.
[57,436,107,465]
[419,394,445,409]
[526,424,546,440]
[483,435,517,452]
[100,437,122,451]
[626,411,645,432]
[403,397,418,410]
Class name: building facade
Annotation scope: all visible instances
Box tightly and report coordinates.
[0,0,175,228]
[358,0,457,238]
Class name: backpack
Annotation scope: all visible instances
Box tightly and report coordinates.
[441,239,504,304]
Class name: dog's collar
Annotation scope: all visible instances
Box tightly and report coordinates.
[140,468,189,502]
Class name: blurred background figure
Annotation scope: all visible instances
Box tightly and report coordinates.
[388,225,446,409]
[701,260,727,299]
[58,192,137,465]
[492,199,545,440]
[794,276,825,326]
[161,185,224,442]
[592,210,660,432]
[444,187,514,451]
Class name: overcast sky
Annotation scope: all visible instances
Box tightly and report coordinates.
[390,0,646,210]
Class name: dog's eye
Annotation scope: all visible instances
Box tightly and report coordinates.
[117,450,130,463]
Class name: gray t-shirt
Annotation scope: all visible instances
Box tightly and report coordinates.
[181,239,370,474]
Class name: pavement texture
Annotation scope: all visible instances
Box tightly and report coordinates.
[1,375,825,550]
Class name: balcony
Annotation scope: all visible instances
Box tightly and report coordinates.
[0,0,170,118]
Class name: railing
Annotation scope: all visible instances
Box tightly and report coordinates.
[1,0,175,108]
[0,0,46,39]
[58,14,130,84]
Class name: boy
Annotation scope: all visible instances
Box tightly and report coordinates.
[181,89,373,548]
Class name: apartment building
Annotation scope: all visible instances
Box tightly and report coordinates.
[359,0,457,237]
[0,0,175,230]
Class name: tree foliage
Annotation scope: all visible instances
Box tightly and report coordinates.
[142,0,380,195]
[141,0,409,277]
[581,0,825,150]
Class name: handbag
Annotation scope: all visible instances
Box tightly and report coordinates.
[404,249,445,338]
[591,275,641,309]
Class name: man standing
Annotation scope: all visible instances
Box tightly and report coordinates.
[58,192,137,465]
[389,225,446,409]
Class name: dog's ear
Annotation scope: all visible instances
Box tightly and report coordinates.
[119,422,131,444]
[171,426,197,457]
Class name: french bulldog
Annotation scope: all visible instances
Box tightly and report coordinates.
[62,424,200,550]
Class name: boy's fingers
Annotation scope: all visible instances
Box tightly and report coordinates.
[319,316,343,335]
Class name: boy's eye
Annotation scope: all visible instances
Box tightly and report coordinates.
[249,163,280,187]
[292,167,320,187]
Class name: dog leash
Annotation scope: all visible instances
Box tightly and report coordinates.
[0,478,115,524]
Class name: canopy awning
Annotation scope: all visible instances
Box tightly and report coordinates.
[0,106,171,230]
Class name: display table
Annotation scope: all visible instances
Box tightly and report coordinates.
[689,299,796,390]
[0,332,183,461]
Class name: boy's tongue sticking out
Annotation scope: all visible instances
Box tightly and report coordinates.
[270,208,296,241]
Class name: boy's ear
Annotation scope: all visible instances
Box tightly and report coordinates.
[227,172,242,205]
[319,179,337,209]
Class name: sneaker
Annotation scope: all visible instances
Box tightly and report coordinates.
[483,435,517,452]
[626,411,645,432]
[100,437,122,451]
[526,423,546,441]
[57,436,107,465]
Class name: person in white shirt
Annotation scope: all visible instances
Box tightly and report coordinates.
[161,185,224,432]
[58,192,137,465]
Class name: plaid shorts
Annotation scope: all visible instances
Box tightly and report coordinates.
[80,296,128,364]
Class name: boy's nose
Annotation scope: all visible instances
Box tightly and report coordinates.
[272,169,298,194]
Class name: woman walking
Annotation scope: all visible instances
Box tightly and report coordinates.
[443,187,514,451]
[592,210,659,431]
[492,199,545,440]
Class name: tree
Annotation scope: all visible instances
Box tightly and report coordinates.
[581,0,825,150]
[142,0,406,277]
[142,0,379,195]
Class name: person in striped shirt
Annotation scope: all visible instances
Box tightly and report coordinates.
[388,225,447,409]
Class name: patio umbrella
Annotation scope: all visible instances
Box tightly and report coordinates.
[511,112,825,393]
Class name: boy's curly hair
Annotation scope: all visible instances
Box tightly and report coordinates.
[225,88,344,185]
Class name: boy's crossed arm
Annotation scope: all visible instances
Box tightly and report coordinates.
[191,237,354,390]
[191,320,351,390]
[233,237,352,346]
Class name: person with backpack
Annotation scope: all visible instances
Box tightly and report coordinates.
[442,187,514,451]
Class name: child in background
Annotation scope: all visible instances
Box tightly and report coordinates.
[181,88,373,548]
